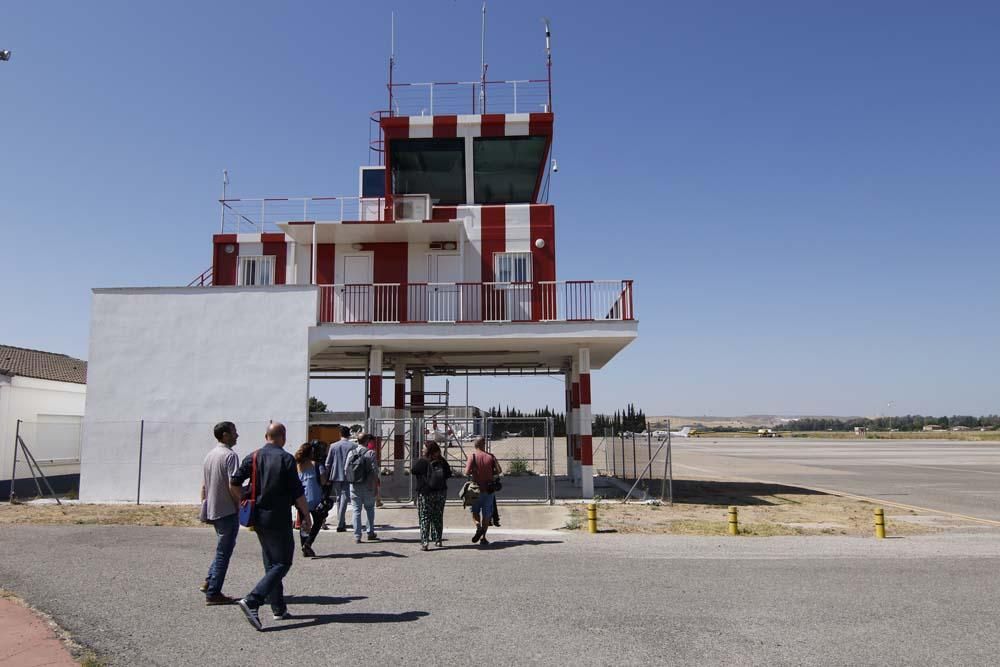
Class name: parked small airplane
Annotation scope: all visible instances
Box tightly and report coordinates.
[652,426,693,438]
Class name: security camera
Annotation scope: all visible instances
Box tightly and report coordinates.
[551,159,558,173]
[0,50,11,62]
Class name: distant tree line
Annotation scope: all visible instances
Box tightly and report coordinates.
[777,415,1000,432]
[593,403,648,434]
[486,405,567,437]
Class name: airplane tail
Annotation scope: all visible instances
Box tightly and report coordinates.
[675,426,692,437]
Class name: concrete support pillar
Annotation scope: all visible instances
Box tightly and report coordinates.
[578,347,594,499]
[570,356,581,486]
[393,361,406,475]
[564,368,574,481]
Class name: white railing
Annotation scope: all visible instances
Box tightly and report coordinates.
[317,280,634,324]
[219,195,432,233]
[389,79,551,116]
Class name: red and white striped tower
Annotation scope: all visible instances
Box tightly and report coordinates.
[564,366,575,482]
[393,361,406,475]
[578,346,594,498]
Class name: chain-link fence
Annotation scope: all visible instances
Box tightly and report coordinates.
[5,418,82,501]
[599,427,674,502]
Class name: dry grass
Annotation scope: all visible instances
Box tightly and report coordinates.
[0,502,205,528]
[692,430,1000,441]
[567,485,942,537]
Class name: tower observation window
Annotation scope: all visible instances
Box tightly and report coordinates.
[474,136,548,204]
[390,138,465,206]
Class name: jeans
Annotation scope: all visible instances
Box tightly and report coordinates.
[351,486,376,537]
[246,523,294,614]
[205,513,239,596]
[331,481,350,529]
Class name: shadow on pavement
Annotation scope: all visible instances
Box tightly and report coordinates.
[645,480,828,506]
[312,550,407,559]
[440,539,563,551]
[283,595,366,605]
[268,610,429,631]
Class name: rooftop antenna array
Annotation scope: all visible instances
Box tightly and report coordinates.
[480,2,488,112]
[389,11,398,115]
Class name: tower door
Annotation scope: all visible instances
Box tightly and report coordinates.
[427,254,461,322]
[342,254,373,323]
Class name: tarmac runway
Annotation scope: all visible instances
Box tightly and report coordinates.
[2,525,1000,666]
[672,438,1000,521]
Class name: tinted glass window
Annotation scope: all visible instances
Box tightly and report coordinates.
[361,168,385,198]
[474,136,548,204]
[390,138,466,205]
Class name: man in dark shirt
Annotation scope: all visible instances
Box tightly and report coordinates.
[229,422,311,631]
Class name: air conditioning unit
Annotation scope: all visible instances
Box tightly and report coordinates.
[393,194,430,222]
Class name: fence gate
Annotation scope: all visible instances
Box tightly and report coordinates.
[484,416,554,503]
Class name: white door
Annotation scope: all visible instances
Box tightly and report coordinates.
[493,252,532,321]
[427,254,461,322]
[342,254,373,322]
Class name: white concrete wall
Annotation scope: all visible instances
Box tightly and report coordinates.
[80,286,318,503]
[0,375,86,486]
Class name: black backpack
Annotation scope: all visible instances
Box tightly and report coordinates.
[345,446,370,484]
[425,459,448,492]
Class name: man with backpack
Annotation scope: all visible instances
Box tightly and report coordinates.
[464,437,503,547]
[346,433,379,543]
[411,441,452,550]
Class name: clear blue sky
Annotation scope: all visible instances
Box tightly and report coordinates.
[2,1,998,417]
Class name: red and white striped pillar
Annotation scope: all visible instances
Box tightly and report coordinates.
[368,347,385,475]
[393,361,406,475]
[570,356,581,485]
[564,366,575,482]
[578,347,594,498]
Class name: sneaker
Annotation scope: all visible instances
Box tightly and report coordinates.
[272,611,293,621]
[237,599,263,631]
[321,523,331,531]
[367,532,379,541]
[420,542,429,551]
[199,579,209,593]
[479,537,490,547]
[205,593,236,606]
[435,540,443,548]
[302,545,316,558]
[336,526,347,533]
[355,536,362,544]
[472,526,484,543]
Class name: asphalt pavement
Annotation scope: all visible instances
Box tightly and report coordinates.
[672,438,1000,521]
[2,524,1000,666]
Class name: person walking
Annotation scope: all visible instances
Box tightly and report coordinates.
[200,421,240,605]
[230,422,312,631]
[294,442,329,558]
[323,425,356,532]
[347,433,379,544]
[411,441,452,550]
[464,437,502,547]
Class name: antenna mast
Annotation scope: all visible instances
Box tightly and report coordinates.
[219,169,229,233]
[480,2,488,113]
[543,18,552,112]
[389,12,396,115]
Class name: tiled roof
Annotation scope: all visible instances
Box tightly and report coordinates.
[0,345,87,385]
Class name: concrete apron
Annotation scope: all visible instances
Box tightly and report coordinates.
[364,503,570,534]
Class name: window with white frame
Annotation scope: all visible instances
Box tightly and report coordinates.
[238,255,275,286]
[493,252,532,283]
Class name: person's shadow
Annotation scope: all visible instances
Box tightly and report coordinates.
[283,595,366,605]
[312,550,407,560]
[268,610,429,631]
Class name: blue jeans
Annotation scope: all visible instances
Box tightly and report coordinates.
[205,513,239,597]
[246,523,294,614]
[470,492,496,521]
[351,486,376,537]
[331,481,351,530]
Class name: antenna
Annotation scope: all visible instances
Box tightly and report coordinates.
[543,17,552,113]
[389,11,396,116]
[220,170,229,233]
[480,2,488,112]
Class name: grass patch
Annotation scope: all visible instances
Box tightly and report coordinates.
[0,503,205,528]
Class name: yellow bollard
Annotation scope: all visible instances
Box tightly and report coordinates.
[587,503,598,534]
[874,508,886,539]
[728,506,739,535]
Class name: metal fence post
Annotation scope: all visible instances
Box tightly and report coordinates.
[632,433,637,481]
[9,419,20,502]
[136,419,145,505]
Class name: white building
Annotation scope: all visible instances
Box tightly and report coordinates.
[0,345,87,499]
[80,28,638,503]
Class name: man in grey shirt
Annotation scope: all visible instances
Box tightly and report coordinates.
[201,421,240,605]
[323,425,356,531]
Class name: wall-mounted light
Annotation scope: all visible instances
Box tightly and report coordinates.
[443,242,457,251]
[224,244,235,254]
[534,238,546,249]
[351,243,364,251]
